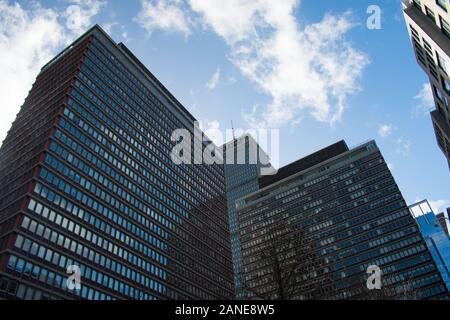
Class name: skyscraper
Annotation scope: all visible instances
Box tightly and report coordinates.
[436,208,450,235]
[223,134,273,299]
[0,25,234,300]
[403,0,450,171]
[410,201,450,291]
[238,140,449,300]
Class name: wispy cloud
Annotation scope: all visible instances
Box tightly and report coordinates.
[378,124,393,138]
[413,83,435,117]
[102,21,118,34]
[64,0,106,35]
[191,1,369,128]
[423,199,450,214]
[0,0,105,145]
[135,0,370,128]
[205,68,221,90]
[135,0,192,37]
[396,138,412,156]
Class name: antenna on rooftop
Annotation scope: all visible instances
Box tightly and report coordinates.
[231,120,236,141]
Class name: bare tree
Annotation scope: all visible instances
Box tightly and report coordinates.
[240,218,425,301]
[240,221,333,300]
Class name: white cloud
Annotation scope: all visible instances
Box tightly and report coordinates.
[205,68,221,90]
[102,21,118,34]
[413,83,435,116]
[64,0,106,35]
[135,0,191,37]
[378,124,393,138]
[0,1,65,145]
[103,22,130,41]
[133,0,369,127]
[189,0,370,128]
[0,0,104,146]
[429,200,450,214]
[396,138,412,156]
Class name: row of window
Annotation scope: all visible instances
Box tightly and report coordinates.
[79,50,222,206]
[25,199,166,283]
[88,39,226,191]
[13,233,163,300]
[0,275,59,300]
[57,114,184,228]
[52,129,176,234]
[48,139,170,240]
[6,255,117,300]
[44,151,169,251]
[413,0,450,125]
[240,151,382,225]
[320,210,414,258]
[62,104,186,226]
[81,39,232,245]
[33,182,168,267]
[69,85,190,212]
[32,179,231,299]
[53,118,233,270]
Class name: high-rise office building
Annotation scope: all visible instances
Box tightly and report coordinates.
[223,134,273,299]
[238,140,449,299]
[0,25,234,300]
[410,201,450,291]
[436,208,450,235]
[403,0,450,171]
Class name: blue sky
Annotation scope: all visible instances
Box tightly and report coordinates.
[0,0,449,212]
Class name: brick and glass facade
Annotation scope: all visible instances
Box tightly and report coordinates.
[0,25,234,300]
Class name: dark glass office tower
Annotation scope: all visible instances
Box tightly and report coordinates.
[238,141,449,300]
[223,134,273,299]
[0,25,234,300]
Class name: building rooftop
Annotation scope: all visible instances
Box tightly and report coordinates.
[258,140,349,189]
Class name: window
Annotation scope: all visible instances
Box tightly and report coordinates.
[434,85,444,102]
[0,278,8,292]
[413,0,422,9]
[16,284,26,299]
[7,281,17,295]
[7,256,17,271]
[14,235,24,249]
[442,75,450,94]
[436,0,448,12]
[437,52,447,74]
[440,16,450,38]
[426,6,436,22]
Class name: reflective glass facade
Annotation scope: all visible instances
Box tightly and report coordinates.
[224,135,267,299]
[0,25,233,300]
[238,141,449,300]
[411,201,450,291]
